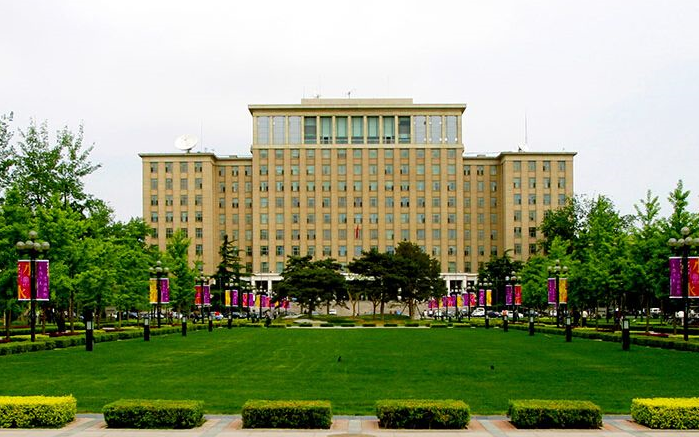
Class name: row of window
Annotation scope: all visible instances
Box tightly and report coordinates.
[512,177,566,189]
[256,115,458,145]
[258,147,459,160]
[512,160,567,172]
[514,193,567,206]
[259,163,458,176]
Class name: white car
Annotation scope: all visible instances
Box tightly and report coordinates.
[471,307,485,317]
[328,309,337,315]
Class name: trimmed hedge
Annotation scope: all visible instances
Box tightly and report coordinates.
[631,398,699,429]
[376,399,470,429]
[508,399,602,429]
[241,400,332,429]
[0,395,76,428]
[102,399,204,429]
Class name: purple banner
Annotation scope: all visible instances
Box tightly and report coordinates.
[36,260,50,301]
[248,293,255,307]
[233,290,238,306]
[159,278,169,304]
[478,289,485,306]
[669,257,682,298]
[203,285,211,306]
[548,278,557,304]
[505,284,513,306]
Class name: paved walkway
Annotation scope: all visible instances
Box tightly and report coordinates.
[0,415,697,437]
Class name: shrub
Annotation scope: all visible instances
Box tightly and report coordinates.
[102,399,204,429]
[319,323,334,327]
[430,324,448,328]
[508,399,602,429]
[631,398,699,429]
[384,323,398,327]
[362,323,376,327]
[376,399,470,429]
[241,400,332,429]
[405,323,420,327]
[340,323,355,327]
[0,395,76,428]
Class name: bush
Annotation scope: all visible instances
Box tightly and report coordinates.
[319,323,334,327]
[102,399,204,429]
[631,398,699,429]
[384,323,398,327]
[508,399,602,429]
[241,400,332,429]
[362,323,376,327]
[0,395,76,428]
[405,323,420,327]
[376,399,470,429]
[340,323,355,327]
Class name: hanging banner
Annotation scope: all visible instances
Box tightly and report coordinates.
[669,257,682,298]
[194,285,202,305]
[690,257,699,298]
[225,290,231,307]
[559,278,568,304]
[514,284,522,306]
[159,278,170,304]
[470,292,477,307]
[203,285,211,306]
[248,293,255,307]
[548,278,557,304]
[505,284,513,306]
[486,290,492,306]
[36,260,49,301]
[478,289,485,306]
[150,278,158,304]
[17,260,31,301]
[232,290,238,306]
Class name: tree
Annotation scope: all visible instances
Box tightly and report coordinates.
[165,230,196,314]
[392,241,445,319]
[215,234,249,313]
[348,248,396,319]
[539,196,585,255]
[276,255,346,315]
[0,113,14,191]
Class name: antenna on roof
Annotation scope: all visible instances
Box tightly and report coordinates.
[346,89,356,98]
[518,111,529,152]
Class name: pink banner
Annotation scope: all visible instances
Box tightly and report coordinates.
[478,289,485,306]
[248,293,255,307]
[470,292,476,307]
[232,290,238,306]
[159,278,169,304]
[195,285,202,305]
[17,260,31,301]
[36,260,49,301]
[548,278,557,304]
[514,284,522,306]
[669,257,682,298]
[505,284,513,306]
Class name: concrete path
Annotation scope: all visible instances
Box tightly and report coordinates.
[0,415,697,436]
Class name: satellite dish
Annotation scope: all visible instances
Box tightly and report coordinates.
[175,134,198,152]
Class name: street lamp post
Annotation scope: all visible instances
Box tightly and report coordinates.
[481,281,492,329]
[196,275,210,327]
[149,261,169,328]
[668,226,699,342]
[466,286,472,321]
[548,260,568,328]
[16,231,50,343]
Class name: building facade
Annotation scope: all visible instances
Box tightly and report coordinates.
[141,98,575,292]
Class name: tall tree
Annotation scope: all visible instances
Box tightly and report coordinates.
[393,241,445,319]
[165,230,196,314]
[276,255,346,315]
[215,234,249,312]
[349,248,396,319]
[479,251,524,309]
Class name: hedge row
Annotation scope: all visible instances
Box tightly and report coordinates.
[508,399,602,429]
[0,396,76,428]
[241,400,332,429]
[0,325,211,356]
[510,324,699,352]
[376,399,470,429]
[631,398,699,429]
[102,399,204,429]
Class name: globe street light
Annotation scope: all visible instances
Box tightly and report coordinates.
[196,275,210,327]
[668,226,699,342]
[16,231,50,342]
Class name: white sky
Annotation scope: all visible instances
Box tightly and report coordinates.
[2,0,698,222]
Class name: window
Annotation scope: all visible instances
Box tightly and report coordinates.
[528,160,536,171]
[398,116,410,143]
[529,227,537,238]
[558,177,566,188]
[165,178,173,190]
[543,160,551,171]
[514,194,522,205]
[513,160,521,171]
[195,162,203,173]
[304,116,317,144]
[429,115,441,143]
[367,117,379,143]
[528,194,536,205]
[272,116,285,145]
[445,115,457,144]
[514,227,522,238]
[320,116,332,143]
[558,160,567,171]
[529,178,536,189]
[149,163,158,173]
[257,116,270,144]
[351,116,364,144]
[150,212,158,223]
[414,116,426,143]
[150,178,158,189]
[544,194,551,205]
[383,116,395,143]
[288,116,301,144]
[150,195,158,206]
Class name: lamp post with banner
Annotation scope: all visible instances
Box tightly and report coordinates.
[16,231,50,343]
[149,261,169,328]
[668,226,699,342]
[548,260,568,328]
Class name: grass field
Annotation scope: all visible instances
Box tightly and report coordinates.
[0,327,697,415]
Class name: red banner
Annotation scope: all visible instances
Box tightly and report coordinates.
[17,261,30,301]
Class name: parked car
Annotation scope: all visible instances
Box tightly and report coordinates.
[470,307,485,317]
[328,309,337,315]
[650,308,661,318]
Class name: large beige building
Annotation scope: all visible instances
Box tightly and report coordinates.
[141,98,575,293]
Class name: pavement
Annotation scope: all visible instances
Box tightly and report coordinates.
[0,415,698,437]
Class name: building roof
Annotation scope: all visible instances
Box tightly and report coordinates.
[248,98,466,113]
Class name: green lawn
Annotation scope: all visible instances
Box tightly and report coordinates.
[0,327,697,415]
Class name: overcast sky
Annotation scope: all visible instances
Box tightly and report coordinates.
[2,1,698,223]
